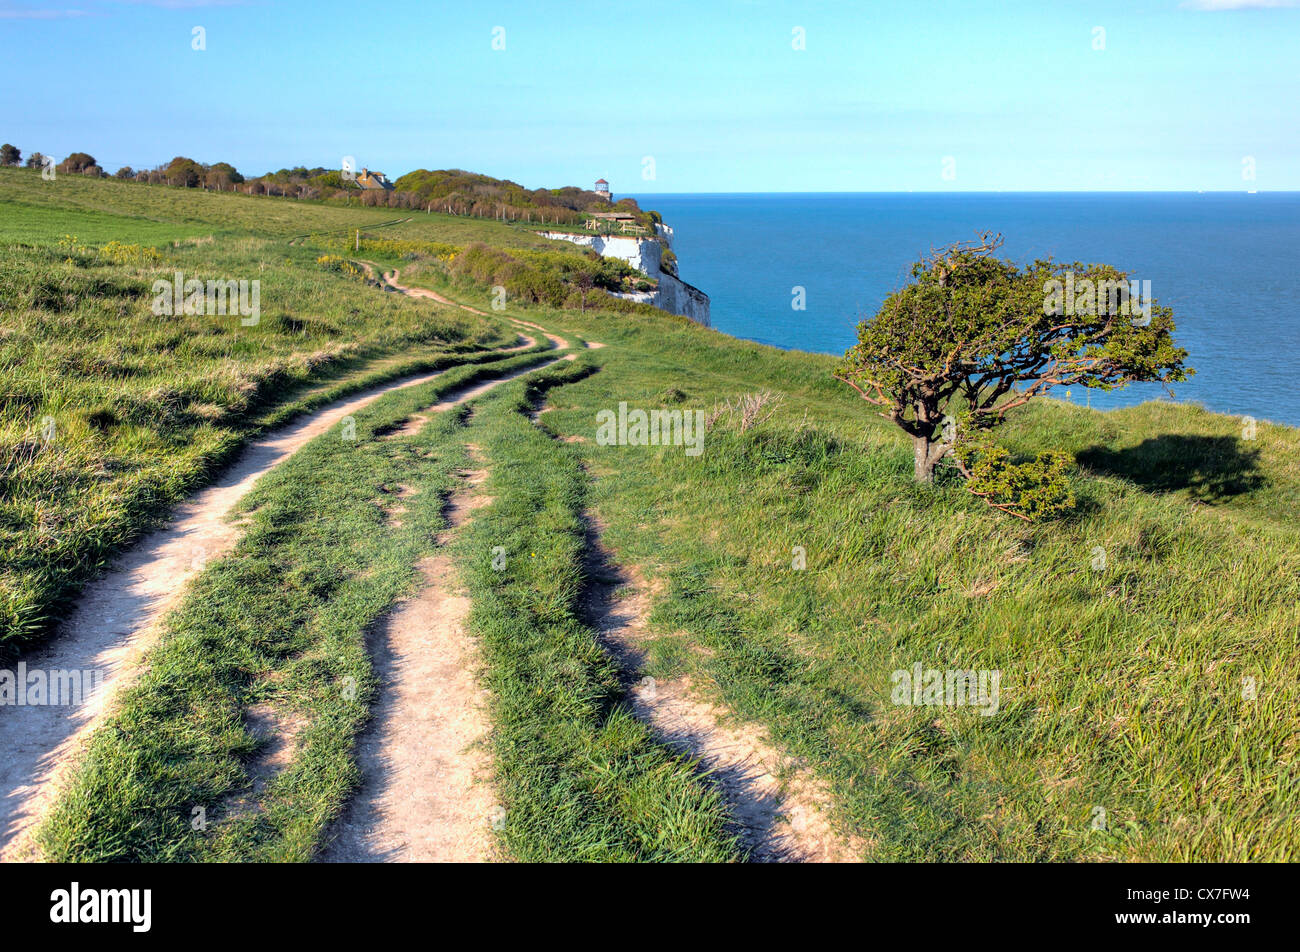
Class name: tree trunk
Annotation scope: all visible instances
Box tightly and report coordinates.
[913,430,953,483]
[913,434,935,483]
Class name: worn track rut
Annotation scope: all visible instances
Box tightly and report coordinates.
[0,351,555,861]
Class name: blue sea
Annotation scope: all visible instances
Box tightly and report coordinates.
[631,193,1300,427]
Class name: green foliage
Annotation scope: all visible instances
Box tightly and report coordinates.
[207,161,243,185]
[660,246,678,276]
[393,168,651,226]
[59,152,98,174]
[0,144,19,167]
[840,234,1190,416]
[837,233,1192,485]
[958,444,1075,521]
[307,169,350,190]
[438,242,650,310]
[164,156,203,187]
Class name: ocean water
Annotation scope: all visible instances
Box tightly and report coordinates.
[632,193,1300,427]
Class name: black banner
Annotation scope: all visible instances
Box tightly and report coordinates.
[0,861,1274,940]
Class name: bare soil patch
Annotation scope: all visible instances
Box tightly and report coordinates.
[581,521,860,863]
[321,449,497,863]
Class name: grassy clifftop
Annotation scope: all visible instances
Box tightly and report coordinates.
[392,167,650,223]
[4,169,1297,861]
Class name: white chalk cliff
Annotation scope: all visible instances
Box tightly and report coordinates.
[538,228,710,325]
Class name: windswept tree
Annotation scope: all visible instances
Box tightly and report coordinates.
[0,144,19,167]
[205,161,243,190]
[58,152,97,174]
[164,156,203,187]
[836,234,1191,486]
[25,151,45,169]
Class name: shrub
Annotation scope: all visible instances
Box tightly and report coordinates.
[958,444,1075,522]
[660,247,678,276]
[99,241,163,266]
[316,254,361,277]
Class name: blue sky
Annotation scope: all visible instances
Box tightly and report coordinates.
[2,0,1297,191]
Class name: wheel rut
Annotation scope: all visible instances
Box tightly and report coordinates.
[0,353,551,861]
[577,524,859,863]
[320,360,572,862]
[527,385,856,862]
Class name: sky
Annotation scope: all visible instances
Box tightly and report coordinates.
[1,0,1297,192]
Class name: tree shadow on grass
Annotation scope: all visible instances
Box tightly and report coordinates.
[1077,434,1266,504]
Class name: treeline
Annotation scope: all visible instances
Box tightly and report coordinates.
[393,168,656,228]
[1,141,657,228]
[1,145,247,191]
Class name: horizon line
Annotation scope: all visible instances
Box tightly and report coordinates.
[623,188,1294,195]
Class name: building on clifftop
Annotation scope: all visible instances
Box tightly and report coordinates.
[356,168,394,191]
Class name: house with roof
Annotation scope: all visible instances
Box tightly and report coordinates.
[594,178,611,200]
[356,168,394,191]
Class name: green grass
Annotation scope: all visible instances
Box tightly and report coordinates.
[383,214,588,251]
[0,227,517,653]
[0,167,616,251]
[0,166,414,240]
[39,352,552,861]
[495,302,1300,861]
[0,200,203,246]
[11,170,1300,862]
[38,350,742,862]
[455,360,741,861]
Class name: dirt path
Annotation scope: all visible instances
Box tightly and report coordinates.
[379,268,575,350]
[0,355,544,862]
[321,358,573,862]
[320,461,494,862]
[580,528,858,863]
[504,314,572,351]
[381,268,490,316]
